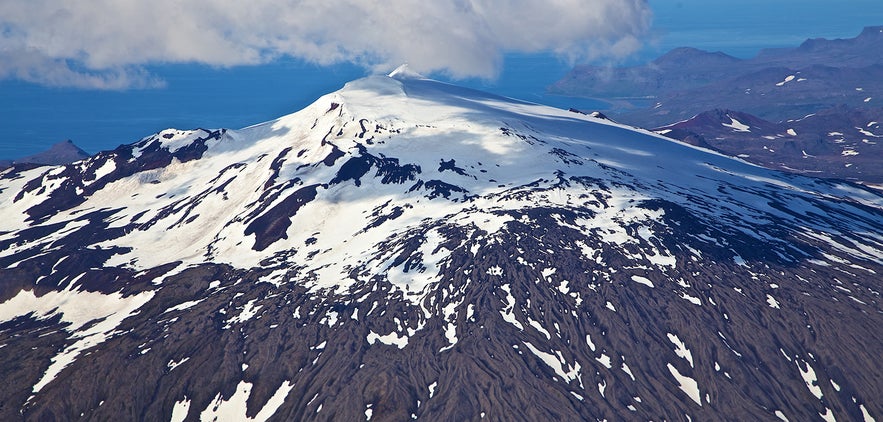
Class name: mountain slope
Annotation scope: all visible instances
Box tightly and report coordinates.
[654,107,883,184]
[1,70,882,421]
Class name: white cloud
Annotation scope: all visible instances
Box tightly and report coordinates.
[0,49,166,89]
[0,0,652,89]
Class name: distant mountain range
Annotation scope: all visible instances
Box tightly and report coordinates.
[551,26,883,127]
[0,140,90,169]
[551,26,883,186]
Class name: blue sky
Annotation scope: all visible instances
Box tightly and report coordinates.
[1,0,882,159]
[646,0,883,58]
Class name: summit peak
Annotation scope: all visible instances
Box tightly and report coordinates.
[387,63,425,80]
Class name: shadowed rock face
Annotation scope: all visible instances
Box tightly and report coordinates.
[1,74,882,422]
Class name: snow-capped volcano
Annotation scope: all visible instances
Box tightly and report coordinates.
[1,71,881,421]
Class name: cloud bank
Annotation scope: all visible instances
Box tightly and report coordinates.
[0,0,652,89]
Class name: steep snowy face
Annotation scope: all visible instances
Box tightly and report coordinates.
[1,73,882,421]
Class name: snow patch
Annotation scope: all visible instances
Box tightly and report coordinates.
[168,357,191,371]
[631,275,654,288]
[776,75,796,86]
[667,363,701,406]
[225,299,263,327]
[766,295,781,309]
[528,318,551,340]
[163,299,204,314]
[586,334,596,352]
[524,341,581,384]
[860,403,875,422]
[622,361,636,381]
[199,380,294,422]
[723,117,751,132]
[680,293,701,306]
[499,284,524,330]
[798,361,823,400]
[88,159,117,185]
[171,397,191,422]
[667,333,694,367]
[367,331,409,349]
[596,353,613,369]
